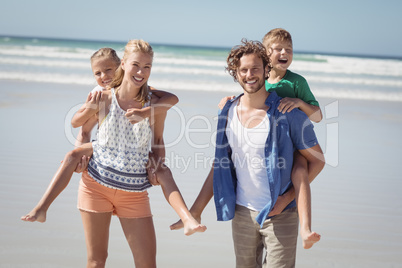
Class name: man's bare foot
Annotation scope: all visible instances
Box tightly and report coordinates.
[301,231,321,249]
[21,208,46,223]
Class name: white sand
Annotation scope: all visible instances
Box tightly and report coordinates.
[1,81,402,267]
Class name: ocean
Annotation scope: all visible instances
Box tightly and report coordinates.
[1,35,402,102]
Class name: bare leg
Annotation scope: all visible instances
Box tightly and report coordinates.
[80,211,112,268]
[21,143,93,222]
[156,165,206,235]
[120,216,157,268]
[292,151,321,249]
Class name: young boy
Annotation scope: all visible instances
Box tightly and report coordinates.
[262,28,322,249]
[263,28,322,122]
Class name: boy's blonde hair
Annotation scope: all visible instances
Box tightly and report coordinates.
[90,47,120,66]
[262,28,293,52]
[109,40,154,104]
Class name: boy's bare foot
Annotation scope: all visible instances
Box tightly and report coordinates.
[301,231,321,249]
[21,208,46,223]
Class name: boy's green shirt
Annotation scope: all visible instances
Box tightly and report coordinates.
[265,70,319,107]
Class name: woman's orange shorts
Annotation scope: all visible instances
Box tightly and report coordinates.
[77,170,152,218]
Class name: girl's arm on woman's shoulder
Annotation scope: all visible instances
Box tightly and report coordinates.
[150,105,167,163]
[125,89,176,125]
[149,86,179,114]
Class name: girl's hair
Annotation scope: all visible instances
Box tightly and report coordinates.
[90,47,120,66]
[109,39,154,104]
[226,39,271,82]
[262,28,293,52]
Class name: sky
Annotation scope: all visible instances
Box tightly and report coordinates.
[1,0,402,58]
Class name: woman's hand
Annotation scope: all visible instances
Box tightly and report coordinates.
[74,155,90,173]
[146,152,160,186]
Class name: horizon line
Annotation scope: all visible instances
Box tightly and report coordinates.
[1,34,401,61]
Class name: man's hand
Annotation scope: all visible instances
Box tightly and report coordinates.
[268,194,289,217]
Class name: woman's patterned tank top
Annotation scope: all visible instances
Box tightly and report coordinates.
[87,88,152,192]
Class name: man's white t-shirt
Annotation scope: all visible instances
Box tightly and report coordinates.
[225,99,271,212]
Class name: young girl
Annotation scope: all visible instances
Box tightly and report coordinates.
[74,48,121,147]
[21,47,180,226]
[21,48,120,223]
[76,39,205,267]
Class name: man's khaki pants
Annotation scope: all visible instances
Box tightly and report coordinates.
[232,205,299,268]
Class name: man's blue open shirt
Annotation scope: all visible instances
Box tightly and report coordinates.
[212,91,318,227]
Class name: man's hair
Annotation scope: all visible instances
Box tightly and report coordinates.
[262,28,293,52]
[226,39,271,81]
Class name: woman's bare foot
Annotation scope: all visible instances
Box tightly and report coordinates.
[301,230,321,249]
[21,208,47,223]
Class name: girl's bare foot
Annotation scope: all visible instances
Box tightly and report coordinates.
[21,208,46,223]
[183,218,206,236]
[301,231,321,249]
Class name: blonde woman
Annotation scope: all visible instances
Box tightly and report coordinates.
[77,40,205,267]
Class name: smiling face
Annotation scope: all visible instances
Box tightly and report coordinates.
[236,53,267,94]
[121,52,152,89]
[269,40,293,72]
[91,57,119,88]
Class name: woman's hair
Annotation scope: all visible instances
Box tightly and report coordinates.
[262,28,293,52]
[108,39,154,103]
[226,39,271,81]
[90,47,121,66]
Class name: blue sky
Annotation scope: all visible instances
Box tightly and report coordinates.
[2,0,401,58]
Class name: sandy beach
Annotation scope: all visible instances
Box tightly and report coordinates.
[1,80,402,267]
